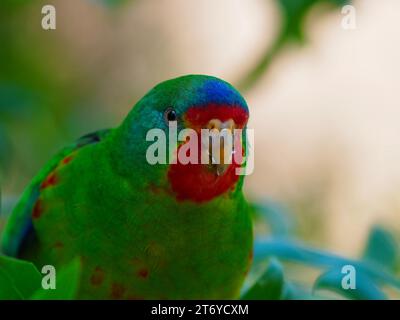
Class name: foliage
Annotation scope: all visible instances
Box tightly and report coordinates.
[30,258,81,300]
[0,255,41,299]
[240,204,400,300]
[0,256,81,300]
[238,0,351,90]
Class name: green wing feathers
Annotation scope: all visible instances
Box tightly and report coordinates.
[0,130,111,257]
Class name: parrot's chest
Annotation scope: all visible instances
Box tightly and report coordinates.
[80,196,252,299]
[32,158,252,299]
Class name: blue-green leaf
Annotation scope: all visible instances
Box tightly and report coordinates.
[314,267,387,300]
[254,237,400,290]
[362,226,398,271]
[252,201,294,237]
[282,282,316,300]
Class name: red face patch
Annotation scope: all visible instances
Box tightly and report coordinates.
[184,104,248,129]
[168,104,247,203]
[168,157,241,202]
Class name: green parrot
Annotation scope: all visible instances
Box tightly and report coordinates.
[0,75,253,299]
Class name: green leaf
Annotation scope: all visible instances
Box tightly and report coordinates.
[277,0,350,42]
[362,226,398,271]
[0,268,23,299]
[31,258,82,300]
[239,0,351,90]
[241,259,284,300]
[0,255,42,299]
[314,268,387,300]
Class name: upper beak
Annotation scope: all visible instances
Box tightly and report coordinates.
[204,118,236,176]
[206,119,235,132]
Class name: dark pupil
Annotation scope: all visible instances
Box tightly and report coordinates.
[167,110,177,121]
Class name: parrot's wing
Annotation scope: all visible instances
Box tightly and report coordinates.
[0,129,112,257]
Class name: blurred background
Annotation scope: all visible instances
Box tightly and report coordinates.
[1,0,400,263]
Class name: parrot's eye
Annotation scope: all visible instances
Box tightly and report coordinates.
[164,107,177,123]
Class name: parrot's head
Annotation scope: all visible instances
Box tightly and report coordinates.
[114,75,250,203]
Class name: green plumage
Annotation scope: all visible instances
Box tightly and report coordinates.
[1,75,253,299]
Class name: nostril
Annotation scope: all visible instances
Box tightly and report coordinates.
[207,119,221,130]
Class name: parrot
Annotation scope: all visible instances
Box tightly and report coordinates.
[0,75,253,299]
